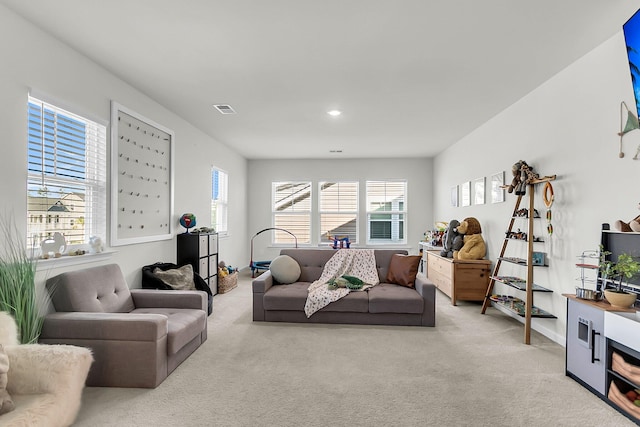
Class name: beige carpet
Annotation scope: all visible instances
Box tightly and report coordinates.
[73,272,633,426]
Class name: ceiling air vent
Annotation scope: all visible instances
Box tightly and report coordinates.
[213,104,236,114]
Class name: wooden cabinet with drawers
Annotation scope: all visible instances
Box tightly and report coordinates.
[177,232,218,295]
[425,250,491,305]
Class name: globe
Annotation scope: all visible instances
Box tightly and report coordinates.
[179,213,196,232]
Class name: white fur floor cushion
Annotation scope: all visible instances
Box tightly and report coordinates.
[2,344,92,427]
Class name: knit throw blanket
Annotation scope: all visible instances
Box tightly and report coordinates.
[304,249,380,318]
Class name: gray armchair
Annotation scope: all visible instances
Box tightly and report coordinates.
[39,264,208,388]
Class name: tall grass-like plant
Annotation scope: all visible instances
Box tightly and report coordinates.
[0,216,41,344]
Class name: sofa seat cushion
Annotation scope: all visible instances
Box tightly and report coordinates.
[132,308,206,354]
[368,283,424,314]
[263,283,369,313]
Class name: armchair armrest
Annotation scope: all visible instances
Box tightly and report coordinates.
[40,312,168,342]
[131,289,207,312]
[252,270,274,293]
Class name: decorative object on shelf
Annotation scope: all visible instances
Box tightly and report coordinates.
[191,226,215,233]
[110,101,174,246]
[601,250,640,308]
[424,224,446,248]
[613,203,640,232]
[507,160,539,196]
[40,232,66,259]
[531,251,546,266]
[604,290,637,309]
[327,233,350,249]
[89,236,104,254]
[179,213,197,233]
[618,101,639,159]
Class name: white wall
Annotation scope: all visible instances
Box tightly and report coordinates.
[433,31,640,344]
[247,158,433,263]
[0,6,248,292]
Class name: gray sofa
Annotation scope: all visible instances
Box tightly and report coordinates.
[252,249,436,326]
[39,264,208,388]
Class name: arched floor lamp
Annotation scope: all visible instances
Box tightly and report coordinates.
[249,227,298,277]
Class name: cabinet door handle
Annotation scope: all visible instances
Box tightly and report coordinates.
[591,330,601,363]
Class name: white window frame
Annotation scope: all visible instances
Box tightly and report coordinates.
[211,167,228,236]
[26,96,107,255]
[272,181,311,245]
[366,180,407,245]
[318,181,358,244]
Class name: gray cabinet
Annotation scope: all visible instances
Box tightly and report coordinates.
[566,298,606,395]
[177,232,218,295]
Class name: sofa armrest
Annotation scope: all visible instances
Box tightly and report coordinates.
[131,289,207,312]
[5,343,92,395]
[415,274,436,326]
[41,312,168,342]
[252,270,273,321]
[252,270,274,293]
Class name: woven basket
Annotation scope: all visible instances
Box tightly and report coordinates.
[218,271,238,294]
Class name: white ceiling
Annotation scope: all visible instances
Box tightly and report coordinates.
[2,0,639,159]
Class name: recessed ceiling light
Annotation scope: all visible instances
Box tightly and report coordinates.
[213,104,236,114]
[327,110,342,117]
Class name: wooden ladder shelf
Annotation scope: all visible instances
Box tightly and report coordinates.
[480,175,556,344]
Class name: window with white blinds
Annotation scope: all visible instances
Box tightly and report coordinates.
[27,96,107,252]
[366,180,407,244]
[272,182,311,244]
[211,168,228,235]
[319,181,358,243]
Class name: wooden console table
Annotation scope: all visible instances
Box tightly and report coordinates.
[424,250,491,305]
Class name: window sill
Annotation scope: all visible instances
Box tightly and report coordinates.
[35,251,115,272]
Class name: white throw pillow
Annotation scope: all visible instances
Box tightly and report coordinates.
[269,255,301,284]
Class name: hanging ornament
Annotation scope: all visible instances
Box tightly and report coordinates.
[543,182,554,237]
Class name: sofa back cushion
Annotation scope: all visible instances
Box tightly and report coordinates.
[279,249,409,283]
[46,264,135,313]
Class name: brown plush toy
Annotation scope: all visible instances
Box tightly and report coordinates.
[453,217,487,260]
[0,344,15,415]
[614,214,640,232]
[507,160,539,196]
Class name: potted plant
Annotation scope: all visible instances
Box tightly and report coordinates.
[598,246,614,286]
[602,250,640,309]
[0,216,41,344]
